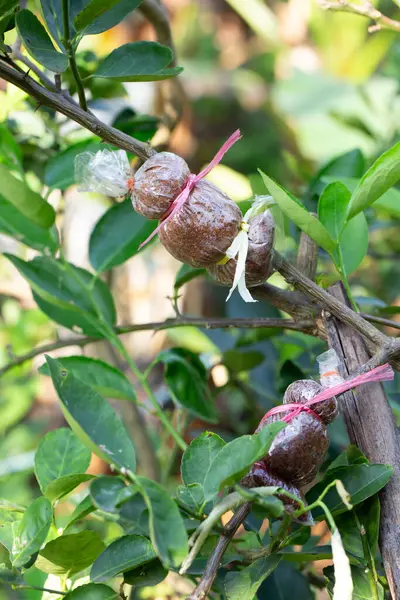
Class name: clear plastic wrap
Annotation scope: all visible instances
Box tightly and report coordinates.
[317,348,343,388]
[74,149,130,197]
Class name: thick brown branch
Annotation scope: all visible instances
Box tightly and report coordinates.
[187,503,252,600]
[0,316,312,377]
[296,227,318,282]
[0,60,155,161]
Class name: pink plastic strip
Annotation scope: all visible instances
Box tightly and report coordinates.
[260,363,394,424]
[138,129,242,249]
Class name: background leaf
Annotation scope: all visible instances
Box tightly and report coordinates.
[93,41,183,82]
[45,474,94,502]
[90,476,127,513]
[318,181,351,242]
[90,534,156,582]
[36,531,105,576]
[34,428,92,494]
[137,476,188,569]
[349,140,400,218]
[89,199,157,272]
[334,213,369,275]
[46,356,137,472]
[259,170,335,253]
[225,554,281,600]
[65,584,118,599]
[39,356,136,402]
[12,497,52,568]
[0,165,55,228]
[16,10,68,73]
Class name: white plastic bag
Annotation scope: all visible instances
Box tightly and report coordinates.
[74,149,131,197]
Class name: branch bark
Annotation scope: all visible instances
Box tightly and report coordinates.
[318,0,400,33]
[0,60,155,161]
[325,282,400,600]
[0,316,312,377]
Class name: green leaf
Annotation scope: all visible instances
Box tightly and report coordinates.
[45,140,104,190]
[0,194,58,253]
[90,534,156,583]
[224,554,281,600]
[374,186,400,217]
[223,349,264,372]
[46,356,137,472]
[311,149,365,188]
[349,141,400,218]
[64,495,95,531]
[36,531,105,576]
[157,349,218,423]
[327,446,368,472]
[45,474,94,502]
[307,463,393,518]
[75,0,141,32]
[0,124,22,170]
[317,182,351,242]
[137,476,188,569]
[174,264,206,291]
[279,546,332,562]
[237,487,284,518]
[65,584,118,599]
[16,10,68,73]
[203,422,286,501]
[5,255,115,337]
[259,562,313,599]
[89,199,157,272]
[124,558,168,587]
[12,497,52,568]
[0,164,55,228]
[334,213,369,275]
[357,495,380,557]
[74,0,143,35]
[181,431,226,488]
[93,41,183,82]
[39,356,136,402]
[90,476,127,513]
[259,169,335,254]
[325,565,384,600]
[176,483,204,514]
[34,428,92,494]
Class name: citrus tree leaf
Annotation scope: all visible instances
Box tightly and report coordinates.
[12,497,52,568]
[90,534,156,583]
[36,531,105,576]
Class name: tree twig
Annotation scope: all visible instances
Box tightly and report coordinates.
[186,503,252,600]
[61,0,88,110]
[318,0,400,33]
[0,59,155,161]
[0,316,312,377]
[360,313,400,332]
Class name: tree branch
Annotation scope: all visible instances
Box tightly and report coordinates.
[186,503,252,600]
[0,59,155,161]
[318,0,400,33]
[61,0,87,110]
[360,313,400,332]
[0,316,312,377]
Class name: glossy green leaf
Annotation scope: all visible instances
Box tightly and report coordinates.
[223,349,264,372]
[225,554,281,600]
[349,140,400,218]
[90,476,127,513]
[124,558,168,587]
[16,10,68,73]
[280,546,332,562]
[312,149,365,187]
[236,487,283,518]
[374,186,400,217]
[174,264,206,291]
[46,356,137,472]
[45,140,103,190]
[259,170,335,253]
[327,446,368,472]
[65,584,118,600]
[91,534,156,582]
[203,422,286,501]
[325,565,384,600]
[89,199,157,272]
[334,213,369,275]
[75,0,142,32]
[64,495,95,531]
[34,428,92,494]
[181,431,225,488]
[259,562,313,599]
[357,495,380,556]
[93,41,183,82]
[45,474,94,502]
[307,463,393,518]
[118,492,149,537]
[157,349,217,423]
[137,476,188,569]
[36,531,105,576]
[0,164,55,228]
[39,356,136,402]
[12,497,52,568]
[5,255,115,337]
[318,182,350,242]
[0,194,58,253]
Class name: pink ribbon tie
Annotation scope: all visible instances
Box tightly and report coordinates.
[138,129,242,249]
